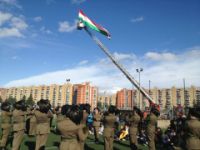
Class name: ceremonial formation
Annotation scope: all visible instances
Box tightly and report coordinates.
[0,99,200,150]
[0,2,200,150]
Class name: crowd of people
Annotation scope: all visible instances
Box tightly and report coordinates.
[0,99,200,150]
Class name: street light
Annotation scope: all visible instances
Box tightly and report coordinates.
[66,78,70,105]
[149,80,151,94]
[136,68,143,110]
[66,79,70,82]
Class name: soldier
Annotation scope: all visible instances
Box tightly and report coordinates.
[27,106,37,136]
[103,105,117,150]
[93,107,102,143]
[12,100,27,150]
[79,104,91,150]
[128,106,142,150]
[34,99,53,150]
[146,104,160,150]
[55,106,65,123]
[0,101,12,150]
[184,107,200,150]
[57,105,87,150]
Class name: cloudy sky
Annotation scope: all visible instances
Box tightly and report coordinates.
[0,0,200,93]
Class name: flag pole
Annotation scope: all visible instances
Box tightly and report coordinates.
[83,27,154,104]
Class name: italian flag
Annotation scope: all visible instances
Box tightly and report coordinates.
[78,10,111,38]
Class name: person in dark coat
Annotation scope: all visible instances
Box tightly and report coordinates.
[0,101,12,150]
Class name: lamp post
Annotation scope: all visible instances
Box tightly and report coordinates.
[149,80,151,94]
[136,68,143,110]
[66,78,70,104]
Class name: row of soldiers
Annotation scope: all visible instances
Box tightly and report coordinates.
[0,99,53,150]
[0,99,119,150]
[0,98,200,150]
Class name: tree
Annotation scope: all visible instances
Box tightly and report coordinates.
[26,94,35,106]
[22,95,26,101]
[104,102,109,111]
[6,96,16,105]
[0,96,2,103]
[97,101,103,110]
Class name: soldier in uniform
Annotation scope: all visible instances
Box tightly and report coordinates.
[146,104,160,150]
[12,100,27,150]
[34,99,53,150]
[55,106,65,123]
[27,106,37,136]
[184,107,200,150]
[103,105,117,150]
[93,107,102,143]
[57,105,87,150]
[0,101,12,150]
[79,104,90,150]
[128,106,142,150]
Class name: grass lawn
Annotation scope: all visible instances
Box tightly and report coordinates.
[0,116,148,150]
[0,130,148,150]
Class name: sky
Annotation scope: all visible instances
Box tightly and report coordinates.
[0,0,200,93]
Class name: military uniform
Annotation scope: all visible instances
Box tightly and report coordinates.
[12,109,26,150]
[57,117,87,150]
[28,114,37,136]
[34,110,53,150]
[129,112,140,149]
[56,113,65,123]
[146,113,158,150]
[185,117,200,150]
[93,113,102,142]
[103,113,117,150]
[0,111,12,148]
[79,111,89,150]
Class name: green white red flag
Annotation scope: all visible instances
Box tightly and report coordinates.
[78,10,111,38]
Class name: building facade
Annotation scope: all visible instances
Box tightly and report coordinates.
[0,82,97,108]
[116,88,133,110]
[1,85,200,111]
[73,82,98,109]
[0,88,7,101]
[98,94,116,109]
[115,86,200,111]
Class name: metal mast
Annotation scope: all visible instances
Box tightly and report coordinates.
[84,27,154,103]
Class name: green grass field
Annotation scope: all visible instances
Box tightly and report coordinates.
[0,116,148,150]
[0,130,148,150]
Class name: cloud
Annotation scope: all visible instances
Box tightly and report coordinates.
[4,47,200,93]
[0,11,28,38]
[58,21,77,33]
[46,0,55,5]
[33,16,42,22]
[113,52,136,61]
[0,0,22,9]
[0,11,12,26]
[71,0,86,4]
[40,26,52,34]
[11,17,28,30]
[11,55,20,60]
[0,27,22,37]
[0,0,17,5]
[145,51,177,61]
[79,60,89,65]
[131,16,144,23]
